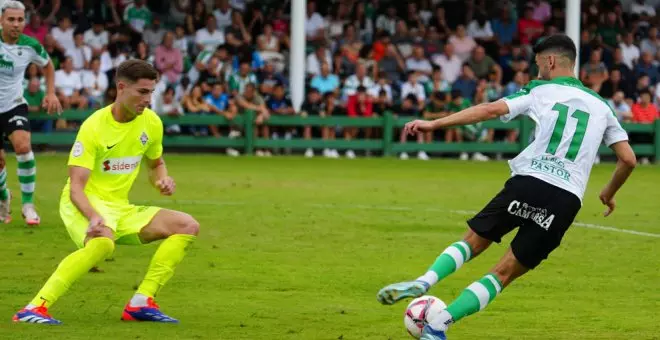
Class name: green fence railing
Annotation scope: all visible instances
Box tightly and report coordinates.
[29,110,660,162]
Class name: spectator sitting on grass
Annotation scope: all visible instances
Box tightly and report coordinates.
[398,93,429,161]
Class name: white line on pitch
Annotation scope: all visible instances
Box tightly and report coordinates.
[139,200,660,239]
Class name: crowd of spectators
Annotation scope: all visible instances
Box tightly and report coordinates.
[20,0,660,161]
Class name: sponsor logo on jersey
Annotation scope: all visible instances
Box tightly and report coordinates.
[507,200,555,230]
[0,54,14,71]
[530,156,571,181]
[101,156,142,174]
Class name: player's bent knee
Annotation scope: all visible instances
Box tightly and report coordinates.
[85,225,114,240]
[177,215,200,236]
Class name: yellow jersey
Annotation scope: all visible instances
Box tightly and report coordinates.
[63,104,164,203]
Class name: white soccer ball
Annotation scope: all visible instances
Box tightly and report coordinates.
[403,295,447,339]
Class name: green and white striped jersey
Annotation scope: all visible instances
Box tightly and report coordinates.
[501,76,628,202]
[0,32,49,113]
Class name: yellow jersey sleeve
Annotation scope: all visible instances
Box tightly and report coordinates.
[144,110,164,160]
[68,119,99,170]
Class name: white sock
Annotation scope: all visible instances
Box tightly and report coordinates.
[427,309,454,331]
[129,293,149,307]
[416,270,439,286]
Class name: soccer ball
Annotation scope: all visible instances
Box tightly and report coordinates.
[403,295,447,339]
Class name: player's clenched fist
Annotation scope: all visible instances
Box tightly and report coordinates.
[403,119,433,135]
[156,177,176,196]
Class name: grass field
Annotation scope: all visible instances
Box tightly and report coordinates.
[0,154,658,340]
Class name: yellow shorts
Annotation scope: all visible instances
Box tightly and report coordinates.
[59,193,162,249]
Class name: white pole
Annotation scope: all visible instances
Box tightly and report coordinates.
[565,0,582,76]
[290,0,306,112]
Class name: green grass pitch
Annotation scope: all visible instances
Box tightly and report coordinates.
[0,155,658,339]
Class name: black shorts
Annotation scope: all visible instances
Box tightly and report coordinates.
[0,104,31,149]
[468,175,581,269]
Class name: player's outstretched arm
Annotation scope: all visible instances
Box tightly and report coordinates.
[404,100,509,135]
[599,141,637,217]
[147,157,175,196]
[42,61,62,115]
[69,166,103,227]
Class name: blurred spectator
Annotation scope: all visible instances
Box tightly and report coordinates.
[213,0,234,31]
[310,62,340,95]
[300,88,331,158]
[518,5,544,45]
[640,26,659,56]
[599,69,632,100]
[631,90,659,123]
[225,11,252,50]
[580,49,609,92]
[373,33,406,85]
[123,0,153,34]
[406,45,433,83]
[369,77,394,104]
[504,71,526,97]
[55,57,88,110]
[428,5,451,41]
[491,6,517,47]
[199,56,226,92]
[144,17,167,52]
[619,32,640,70]
[100,42,128,75]
[23,13,48,44]
[432,43,462,84]
[529,0,552,23]
[398,94,429,161]
[485,71,503,102]
[133,41,154,64]
[23,64,46,93]
[258,62,287,96]
[467,14,494,48]
[51,17,74,52]
[236,83,271,156]
[608,91,633,123]
[187,0,209,36]
[182,84,213,136]
[598,11,623,50]
[375,5,397,36]
[267,84,295,117]
[612,47,634,85]
[306,45,333,77]
[228,60,258,96]
[635,51,659,84]
[344,63,375,98]
[468,46,502,83]
[632,74,651,101]
[205,83,238,138]
[270,6,289,37]
[305,1,326,43]
[168,0,191,26]
[153,86,184,135]
[352,2,374,43]
[452,64,478,101]
[449,24,477,62]
[196,15,225,52]
[68,32,92,71]
[400,71,426,110]
[84,20,110,58]
[25,77,53,133]
[630,0,656,17]
[173,25,189,57]
[82,58,109,108]
[155,32,184,84]
[424,67,451,96]
[43,34,65,70]
[257,23,285,73]
[344,86,374,159]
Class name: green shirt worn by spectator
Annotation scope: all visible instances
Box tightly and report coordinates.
[24,88,44,111]
[448,98,485,140]
[598,26,622,47]
[123,4,152,33]
[229,73,258,95]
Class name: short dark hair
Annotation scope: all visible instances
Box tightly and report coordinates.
[115,59,159,83]
[533,34,577,63]
[357,85,367,93]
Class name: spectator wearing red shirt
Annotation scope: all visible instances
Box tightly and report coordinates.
[631,90,659,123]
[23,13,48,44]
[343,86,373,159]
[518,6,544,45]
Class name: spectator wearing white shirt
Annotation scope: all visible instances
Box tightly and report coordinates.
[629,0,656,17]
[306,45,333,77]
[343,63,375,99]
[369,77,393,102]
[400,71,426,110]
[66,32,92,71]
[213,0,233,31]
[619,32,640,70]
[55,57,88,109]
[467,16,494,41]
[608,91,633,122]
[375,6,397,36]
[83,21,109,58]
[405,45,433,83]
[100,43,128,75]
[154,86,185,135]
[82,58,109,107]
[432,43,462,83]
[305,1,326,42]
[51,17,75,52]
[196,15,226,52]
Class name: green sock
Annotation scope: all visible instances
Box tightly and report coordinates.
[136,234,196,298]
[29,237,115,308]
[17,151,36,204]
[417,241,473,286]
[0,167,8,200]
[447,273,503,321]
